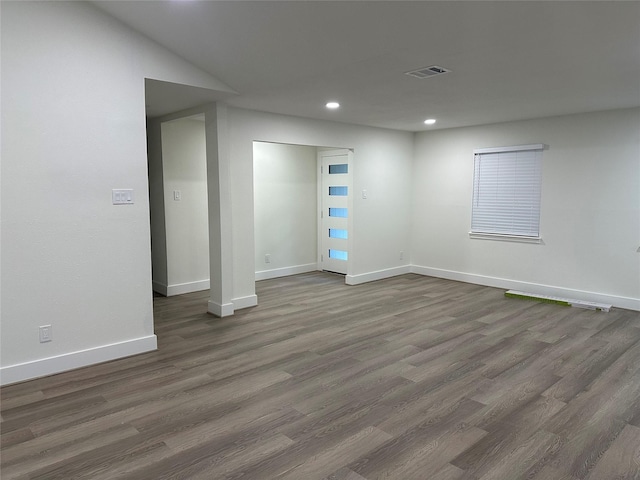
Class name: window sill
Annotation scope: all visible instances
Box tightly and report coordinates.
[469,232,543,244]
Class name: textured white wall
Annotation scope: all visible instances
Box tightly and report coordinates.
[161,119,210,290]
[253,142,318,275]
[0,1,232,383]
[411,108,640,309]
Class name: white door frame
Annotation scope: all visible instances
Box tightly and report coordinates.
[317,149,354,276]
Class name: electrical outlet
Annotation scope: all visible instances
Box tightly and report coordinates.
[265,254,271,264]
[400,251,404,260]
[39,325,52,343]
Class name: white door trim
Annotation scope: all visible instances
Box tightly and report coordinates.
[318,149,353,275]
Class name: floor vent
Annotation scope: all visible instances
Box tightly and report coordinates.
[405,65,451,79]
[505,290,611,312]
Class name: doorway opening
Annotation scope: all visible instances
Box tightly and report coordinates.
[147,114,210,297]
[253,142,353,282]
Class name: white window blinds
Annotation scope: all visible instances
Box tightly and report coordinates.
[471,145,543,238]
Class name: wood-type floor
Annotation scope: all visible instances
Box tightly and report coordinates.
[2,272,640,479]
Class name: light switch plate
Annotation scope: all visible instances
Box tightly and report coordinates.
[112,189,134,205]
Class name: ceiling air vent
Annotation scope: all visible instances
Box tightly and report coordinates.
[405,65,451,79]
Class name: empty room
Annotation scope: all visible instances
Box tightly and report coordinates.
[1,1,639,479]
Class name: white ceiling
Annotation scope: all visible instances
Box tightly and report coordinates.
[94,1,640,131]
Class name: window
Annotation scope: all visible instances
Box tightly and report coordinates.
[329,228,348,239]
[329,186,348,196]
[329,249,348,261]
[471,144,544,241]
[329,207,348,218]
[328,164,348,174]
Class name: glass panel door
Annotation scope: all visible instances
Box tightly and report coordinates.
[321,151,351,274]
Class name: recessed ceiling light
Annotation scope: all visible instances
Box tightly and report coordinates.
[326,102,340,109]
[424,118,436,125]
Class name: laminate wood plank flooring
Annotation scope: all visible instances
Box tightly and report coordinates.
[2,272,640,479]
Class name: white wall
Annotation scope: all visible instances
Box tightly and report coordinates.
[411,108,640,310]
[0,1,233,384]
[227,108,414,301]
[253,142,318,280]
[147,119,168,290]
[160,118,209,295]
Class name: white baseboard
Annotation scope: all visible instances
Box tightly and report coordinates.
[0,335,158,386]
[166,280,210,296]
[411,265,640,311]
[233,294,258,310]
[345,265,411,285]
[255,263,318,281]
[152,281,167,296]
[208,300,235,317]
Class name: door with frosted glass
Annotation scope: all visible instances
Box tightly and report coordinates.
[320,150,351,274]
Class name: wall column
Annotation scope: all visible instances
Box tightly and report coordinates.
[204,103,234,316]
